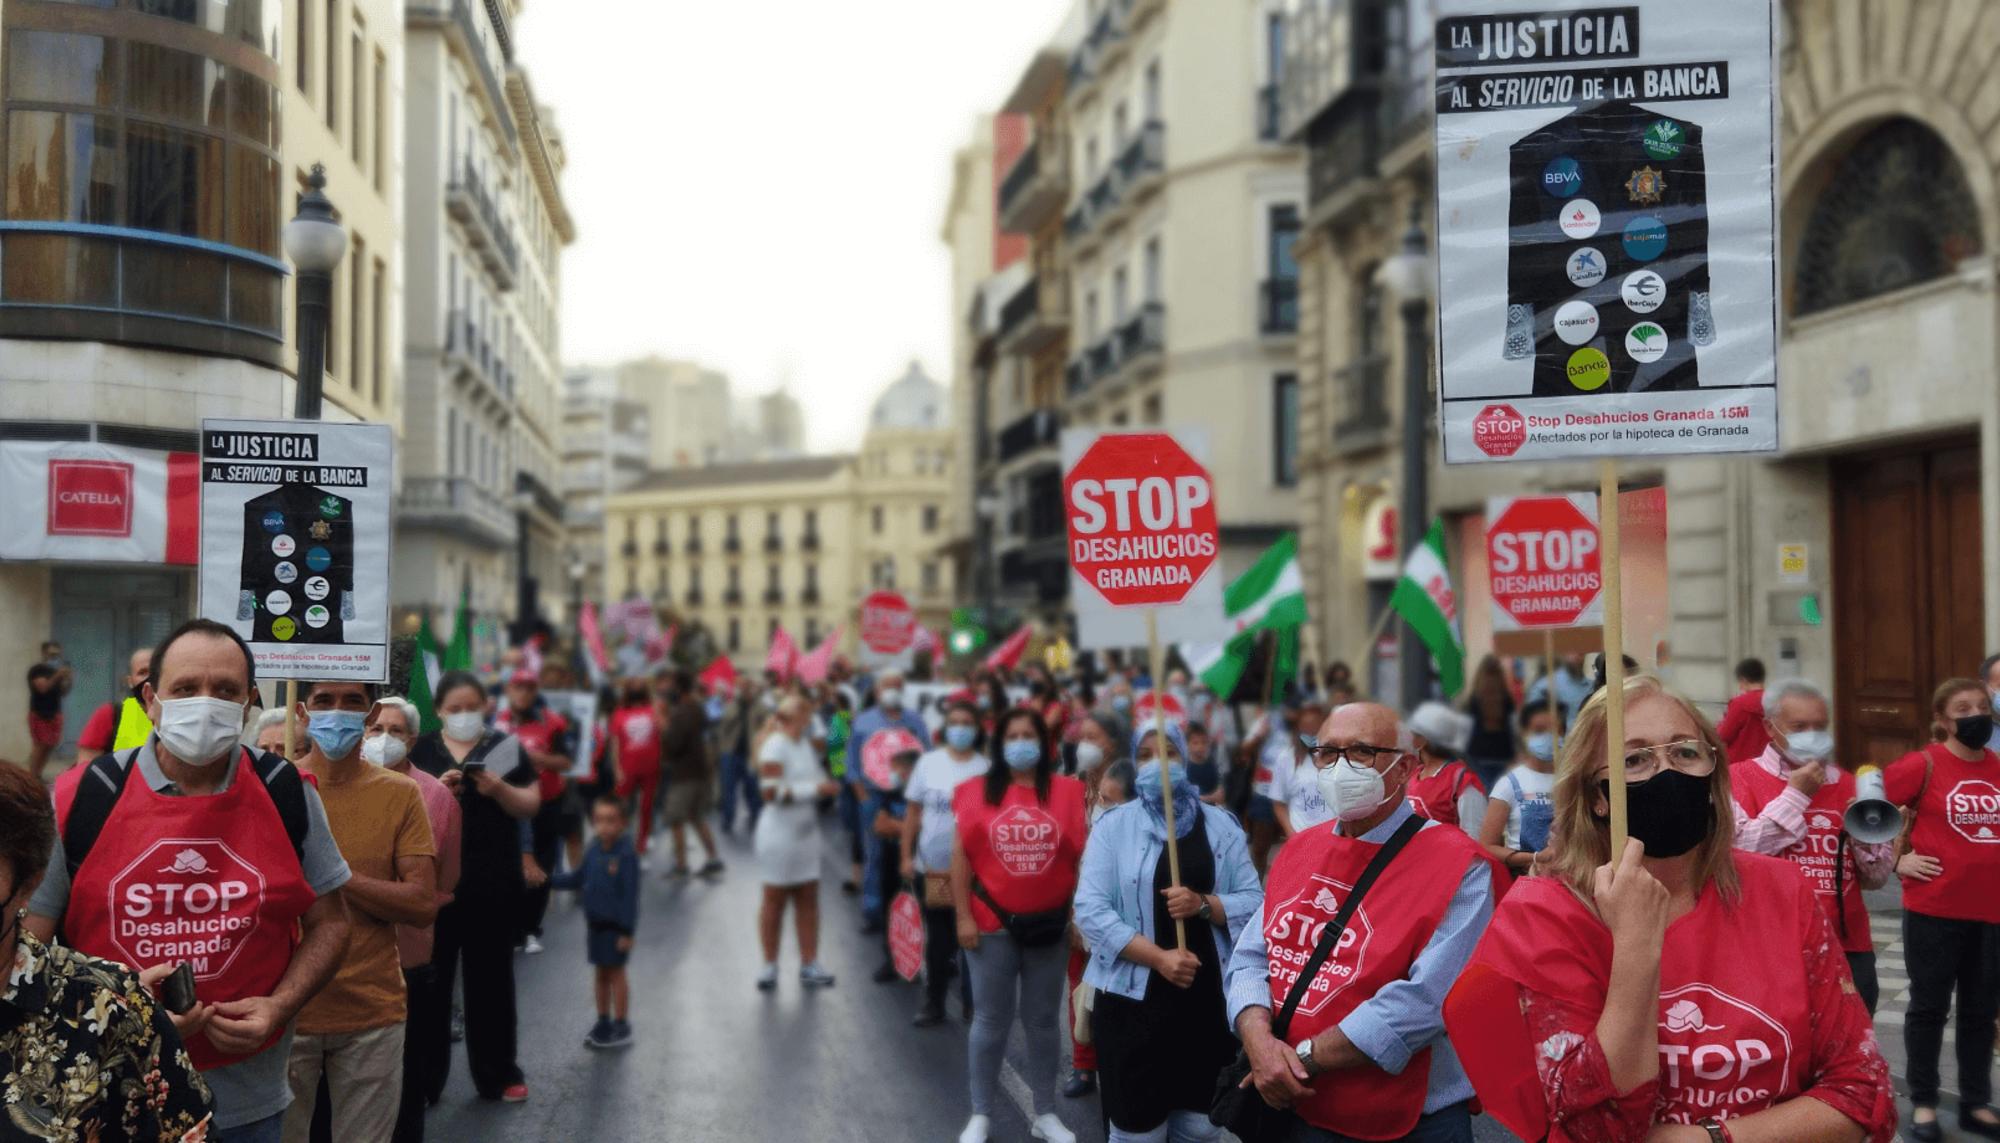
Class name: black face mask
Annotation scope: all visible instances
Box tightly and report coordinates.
[1598,767,1713,858]
[1953,714,1995,752]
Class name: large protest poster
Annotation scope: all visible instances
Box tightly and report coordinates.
[1433,3,1779,463]
[197,419,393,681]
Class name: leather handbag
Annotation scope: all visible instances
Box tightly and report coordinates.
[1210,814,1426,1141]
[970,879,1069,947]
[923,872,954,909]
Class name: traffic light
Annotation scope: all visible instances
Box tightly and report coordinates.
[950,607,989,655]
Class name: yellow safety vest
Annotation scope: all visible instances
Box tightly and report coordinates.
[111,696,154,751]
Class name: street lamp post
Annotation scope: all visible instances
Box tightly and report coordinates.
[282,164,347,420]
[975,488,1004,649]
[1377,200,1433,712]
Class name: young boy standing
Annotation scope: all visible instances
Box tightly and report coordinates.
[552,796,642,1048]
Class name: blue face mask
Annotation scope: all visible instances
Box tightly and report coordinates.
[1111,695,1132,712]
[1525,732,1555,763]
[1002,739,1041,771]
[945,724,978,752]
[1135,760,1189,809]
[307,709,368,759]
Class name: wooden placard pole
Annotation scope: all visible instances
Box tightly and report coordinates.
[282,679,297,760]
[1599,460,1628,855]
[1146,609,1187,951]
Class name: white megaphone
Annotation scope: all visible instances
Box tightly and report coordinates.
[1844,766,1900,844]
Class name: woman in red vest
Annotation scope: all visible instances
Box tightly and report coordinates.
[1406,701,1488,831]
[1460,675,1894,1142]
[1883,677,2000,1142]
[951,708,1087,1143]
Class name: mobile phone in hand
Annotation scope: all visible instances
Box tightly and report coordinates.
[161,962,197,1015]
[461,761,487,778]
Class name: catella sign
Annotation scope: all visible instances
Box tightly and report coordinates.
[48,459,135,537]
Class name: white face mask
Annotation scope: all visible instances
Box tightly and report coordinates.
[1317,754,1404,822]
[1779,728,1833,764]
[879,688,904,708]
[1075,741,1106,771]
[154,696,246,767]
[361,733,409,767]
[442,710,486,743]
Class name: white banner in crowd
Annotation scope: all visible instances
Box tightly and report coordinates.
[1432,1,1780,463]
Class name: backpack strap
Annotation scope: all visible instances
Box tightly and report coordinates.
[249,748,312,864]
[61,749,141,882]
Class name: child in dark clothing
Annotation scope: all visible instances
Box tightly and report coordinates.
[870,749,920,983]
[551,795,642,1048]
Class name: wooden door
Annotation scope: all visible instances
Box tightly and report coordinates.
[1833,440,1985,767]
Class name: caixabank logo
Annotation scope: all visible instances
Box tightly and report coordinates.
[1263,875,1376,1018]
[106,838,268,981]
[1654,984,1795,1123]
[988,805,1061,877]
[1945,779,2000,843]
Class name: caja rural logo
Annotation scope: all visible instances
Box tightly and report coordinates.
[1654,984,1794,1123]
[1264,875,1376,1018]
[107,839,268,981]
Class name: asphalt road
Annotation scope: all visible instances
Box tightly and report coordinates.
[422,813,1962,1141]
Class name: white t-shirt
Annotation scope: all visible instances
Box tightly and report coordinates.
[906,747,990,872]
[1251,719,1294,799]
[1277,753,1333,833]
[1491,764,1556,851]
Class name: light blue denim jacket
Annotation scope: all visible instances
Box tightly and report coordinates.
[1073,801,1263,1000]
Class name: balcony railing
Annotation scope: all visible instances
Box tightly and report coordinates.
[652,539,669,556]
[1116,302,1166,370]
[802,585,821,605]
[1086,335,1119,381]
[1261,278,1300,335]
[723,535,741,555]
[801,532,821,552]
[723,588,743,606]
[514,469,563,523]
[620,540,639,558]
[396,476,517,549]
[685,536,703,555]
[1000,133,1071,236]
[763,535,782,554]
[1257,83,1282,141]
[996,409,1061,464]
[445,158,518,290]
[1114,122,1164,195]
[763,588,784,605]
[1331,354,1392,450]
[998,144,1040,218]
[685,587,704,606]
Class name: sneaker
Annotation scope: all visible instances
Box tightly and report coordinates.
[957,1114,990,1143]
[871,962,899,984]
[500,1082,529,1103]
[912,1003,946,1028]
[755,964,778,992]
[698,858,725,877]
[603,1020,634,1049]
[1029,1113,1075,1143]
[1061,1069,1095,1098]
[667,865,692,880]
[584,1017,612,1049]
[522,934,545,956]
[799,962,837,989]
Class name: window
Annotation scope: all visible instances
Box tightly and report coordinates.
[768,618,779,644]
[371,257,385,406]
[1143,393,1162,423]
[447,409,457,472]
[766,564,780,590]
[1113,101,1129,148]
[727,618,740,652]
[922,505,940,534]
[1144,238,1161,301]
[726,565,740,591]
[323,0,338,131]
[766,511,779,538]
[1112,267,1129,323]
[350,28,363,161]
[725,513,738,540]
[1085,291,1100,339]
[296,2,310,93]
[804,508,817,535]
[1266,12,1285,84]
[872,505,884,534]
[804,564,818,590]
[1273,373,1299,487]
[654,566,667,596]
[1144,60,1161,119]
[1357,270,1386,359]
[372,48,386,191]
[922,562,939,593]
[1269,205,1301,280]
[1085,136,1099,180]
[348,234,365,393]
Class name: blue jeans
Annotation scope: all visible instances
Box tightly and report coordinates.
[214,1111,285,1143]
[858,790,886,922]
[1283,1101,1472,1143]
[717,751,760,831]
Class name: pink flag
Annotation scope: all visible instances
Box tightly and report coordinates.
[644,623,678,667]
[520,633,545,678]
[698,655,738,695]
[984,625,1032,670]
[796,627,843,686]
[766,626,800,682]
[577,602,611,674]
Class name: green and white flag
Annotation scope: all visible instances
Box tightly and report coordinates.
[408,610,443,734]
[1388,519,1466,696]
[1181,533,1307,698]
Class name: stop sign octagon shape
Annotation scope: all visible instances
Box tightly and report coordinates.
[1064,433,1220,607]
[1485,495,1603,629]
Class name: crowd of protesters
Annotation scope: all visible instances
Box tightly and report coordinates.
[8,622,2000,1142]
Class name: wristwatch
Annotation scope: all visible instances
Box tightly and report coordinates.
[1699,1120,1729,1143]
[1294,1037,1316,1075]
[1197,896,1214,922]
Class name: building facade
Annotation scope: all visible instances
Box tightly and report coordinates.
[395,0,572,644]
[855,364,960,638]
[0,0,400,761]
[561,366,650,616]
[1286,0,2000,757]
[941,115,1008,614]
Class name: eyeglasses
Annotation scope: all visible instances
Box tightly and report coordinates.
[1302,736,1400,767]
[1604,739,1716,782]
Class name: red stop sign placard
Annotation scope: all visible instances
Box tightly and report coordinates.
[1064,433,1220,607]
[859,591,915,654]
[1133,690,1186,726]
[1473,404,1528,458]
[1485,495,1603,629]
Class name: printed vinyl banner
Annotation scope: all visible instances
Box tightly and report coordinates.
[197,419,394,682]
[1433,2,1780,463]
[0,440,199,564]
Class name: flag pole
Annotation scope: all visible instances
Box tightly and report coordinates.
[1147,609,1187,950]
[1353,603,1397,697]
[1599,460,1627,854]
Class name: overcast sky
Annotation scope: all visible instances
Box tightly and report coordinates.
[514,0,1071,452]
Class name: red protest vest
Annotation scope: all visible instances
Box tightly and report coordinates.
[60,749,316,1071]
[1261,819,1484,1139]
[497,706,571,802]
[1406,761,1485,828]
[1474,854,1819,1132]
[954,775,1087,933]
[1730,759,1872,952]
[610,706,662,778]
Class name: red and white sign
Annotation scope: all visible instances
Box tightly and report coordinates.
[1133,690,1186,727]
[888,891,925,982]
[859,591,916,655]
[107,839,267,982]
[0,441,198,563]
[1945,779,2000,844]
[1653,984,1795,1124]
[861,726,923,791]
[1063,433,1219,608]
[1263,874,1376,1018]
[988,803,1061,877]
[1484,494,1603,631]
[1471,405,1529,459]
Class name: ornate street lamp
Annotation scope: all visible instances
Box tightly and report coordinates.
[282,164,347,419]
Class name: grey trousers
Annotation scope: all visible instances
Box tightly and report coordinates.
[965,930,1068,1116]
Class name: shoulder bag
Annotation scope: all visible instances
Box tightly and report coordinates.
[970,878,1069,947]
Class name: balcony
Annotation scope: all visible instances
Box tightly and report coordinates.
[685,536,703,555]
[396,476,517,549]
[1116,302,1166,377]
[1330,354,1392,454]
[998,136,1071,236]
[685,587,704,606]
[652,539,670,556]
[409,0,516,146]
[802,585,821,606]
[723,588,743,607]
[620,540,639,558]
[1067,0,1134,99]
[1066,122,1164,250]
[996,275,1070,356]
[723,535,741,556]
[1282,0,1432,217]
[1261,278,1300,336]
[1113,122,1165,206]
[1257,83,1282,142]
[514,470,563,525]
[445,158,519,290]
[763,535,782,554]
[763,588,783,605]
[995,409,1061,465]
[801,532,821,552]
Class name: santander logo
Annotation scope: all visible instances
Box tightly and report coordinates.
[1264,874,1375,1018]
[1945,779,2000,844]
[1653,984,1794,1123]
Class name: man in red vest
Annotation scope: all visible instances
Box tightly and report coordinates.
[1730,677,1894,1012]
[26,619,353,1142]
[1225,701,1498,1142]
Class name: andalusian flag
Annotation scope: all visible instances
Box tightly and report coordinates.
[1389,519,1465,696]
[443,582,473,673]
[1182,534,1307,697]
[408,611,443,734]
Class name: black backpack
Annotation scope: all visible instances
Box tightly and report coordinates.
[62,746,311,882]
